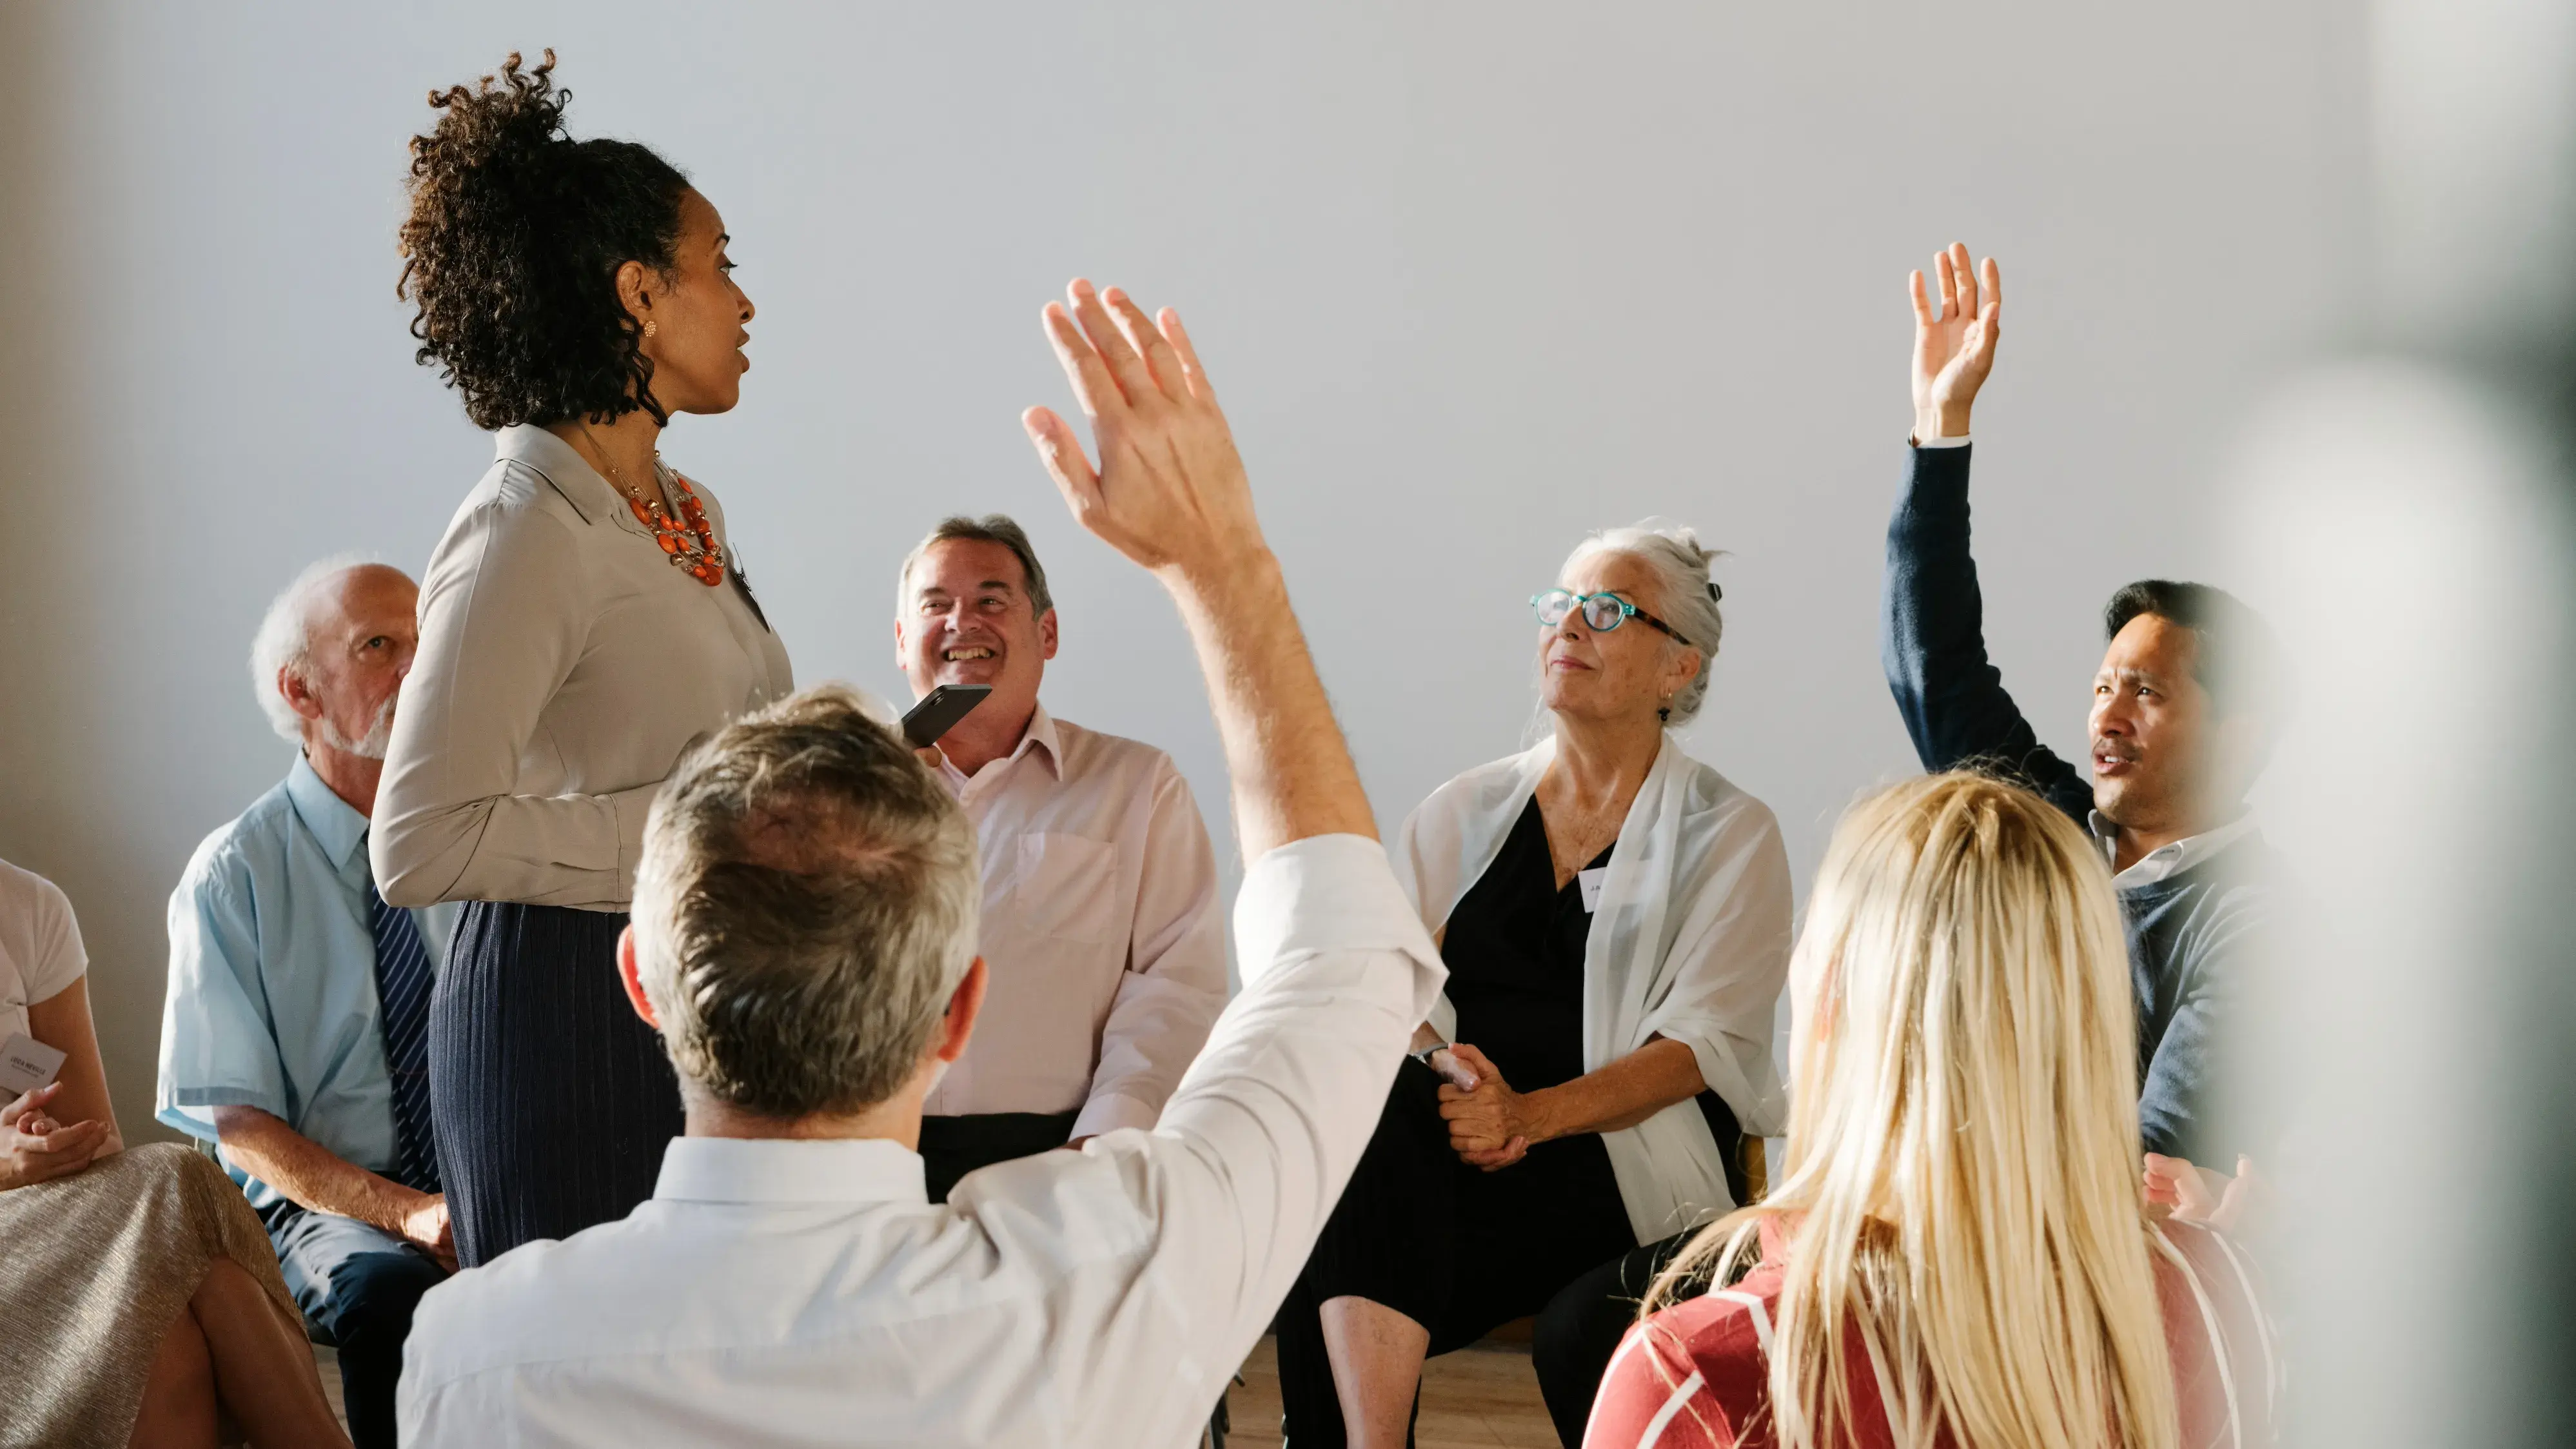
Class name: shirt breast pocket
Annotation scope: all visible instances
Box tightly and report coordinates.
[1015,833,1121,947]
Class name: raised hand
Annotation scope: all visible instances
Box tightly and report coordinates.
[1909,241,2001,440]
[0,1082,108,1190]
[1024,279,1260,581]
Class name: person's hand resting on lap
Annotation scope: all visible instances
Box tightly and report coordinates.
[0,1083,110,1190]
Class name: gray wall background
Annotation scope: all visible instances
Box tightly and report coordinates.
[0,1,2362,1139]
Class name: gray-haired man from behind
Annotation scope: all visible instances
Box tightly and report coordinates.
[395,279,1448,1447]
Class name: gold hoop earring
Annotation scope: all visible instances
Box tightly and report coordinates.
[642,319,658,339]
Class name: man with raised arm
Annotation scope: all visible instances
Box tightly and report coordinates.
[395,280,1445,1448]
[1883,242,2283,1170]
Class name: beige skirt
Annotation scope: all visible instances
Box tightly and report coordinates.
[0,1141,301,1448]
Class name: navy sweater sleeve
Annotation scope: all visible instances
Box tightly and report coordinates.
[1880,444,2092,822]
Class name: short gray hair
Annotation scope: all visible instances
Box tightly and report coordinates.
[1562,520,1727,724]
[631,684,982,1119]
[896,514,1054,618]
[248,553,372,745]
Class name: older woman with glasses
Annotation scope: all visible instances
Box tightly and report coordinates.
[1272,522,1794,1448]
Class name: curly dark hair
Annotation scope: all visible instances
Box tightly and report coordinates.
[398,50,693,429]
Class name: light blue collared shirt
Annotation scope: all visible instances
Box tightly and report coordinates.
[156,756,457,1210]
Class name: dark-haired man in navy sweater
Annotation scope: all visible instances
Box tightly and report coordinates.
[1882,242,2283,1177]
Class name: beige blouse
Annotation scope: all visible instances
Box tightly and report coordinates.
[374,425,794,912]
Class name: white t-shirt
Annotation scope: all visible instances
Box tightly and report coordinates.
[0,859,88,1042]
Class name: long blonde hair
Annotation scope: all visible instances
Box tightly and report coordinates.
[1646,773,2178,1449]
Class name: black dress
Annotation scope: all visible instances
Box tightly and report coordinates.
[428,902,683,1267]
[1275,796,1731,1447]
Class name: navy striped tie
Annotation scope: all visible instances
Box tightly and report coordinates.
[365,878,440,1195]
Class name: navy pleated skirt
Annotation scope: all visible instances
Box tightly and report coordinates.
[428,901,683,1268]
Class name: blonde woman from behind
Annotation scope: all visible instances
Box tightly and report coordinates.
[1586,773,2276,1449]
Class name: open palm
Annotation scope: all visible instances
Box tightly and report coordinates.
[1910,241,2001,439]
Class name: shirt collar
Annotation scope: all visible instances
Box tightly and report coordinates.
[939,702,1063,787]
[282,754,371,871]
[652,1135,929,1207]
[493,423,646,534]
[2089,809,2261,890]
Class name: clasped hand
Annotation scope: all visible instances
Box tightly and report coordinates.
[402,1192,458,1272]
[2143,1152,2264,1235]
[1,1082,109,1191]
[1435,1043,1544,1172]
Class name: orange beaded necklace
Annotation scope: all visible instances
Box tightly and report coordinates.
[587,429,726,587]
[622,468,726,586]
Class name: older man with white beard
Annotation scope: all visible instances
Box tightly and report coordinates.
[155,557,457,1449]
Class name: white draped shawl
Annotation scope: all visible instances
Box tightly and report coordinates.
[1394,734,1793,1242]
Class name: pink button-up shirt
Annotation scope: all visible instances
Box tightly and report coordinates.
[924,705,1227,1139]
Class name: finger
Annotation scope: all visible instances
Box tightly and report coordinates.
[28,1120,104,1154]
[1979,255,2001,315]
[1973,301,2001,360]
[1934,250,1957,320]
[1951,242,1978,317]
[1101,287,1185,403]
[1159,308,1217,404]
[1041,302,1124,424]
[1909,270,1934,327]
[1,1083,55,1128]
[1023,406,1103,522]
[1426,1049,1479,1092]
[1067,279,1159,406]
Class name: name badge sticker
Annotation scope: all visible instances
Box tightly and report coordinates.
[0,1033,67,1098]
[1578,867,1608,913]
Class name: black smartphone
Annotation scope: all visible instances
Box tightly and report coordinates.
[901,684,993,748]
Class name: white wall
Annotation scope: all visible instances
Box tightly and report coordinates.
[0,1,2362,1138]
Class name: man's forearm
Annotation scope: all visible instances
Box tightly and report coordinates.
[1161,549,1375,858]
[211,1105,422,1231]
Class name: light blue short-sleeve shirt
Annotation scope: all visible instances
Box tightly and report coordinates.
[156,756,456,1211]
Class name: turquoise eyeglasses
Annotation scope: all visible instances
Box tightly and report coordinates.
[1530,589,1694,647]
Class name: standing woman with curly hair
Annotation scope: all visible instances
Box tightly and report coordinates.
[372,52,792,1267]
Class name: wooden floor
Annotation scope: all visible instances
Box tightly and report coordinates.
[315,1346,346,1430]
[1223,1334,1562,1448]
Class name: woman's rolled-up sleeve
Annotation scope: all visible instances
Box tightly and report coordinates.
[1639,800,1794,1136]
[373,495,657,911]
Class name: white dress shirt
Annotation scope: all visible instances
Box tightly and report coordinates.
[925,705,1226,1138]
[2090,809,2263,890]
[1397,734,1793,1241]
[396,833,1446,1448]
[374,425,796,911]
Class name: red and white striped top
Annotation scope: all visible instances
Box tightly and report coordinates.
[1585,1219,2279,1448]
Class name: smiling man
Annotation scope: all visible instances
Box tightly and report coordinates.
[892,514,1226,1199]
[1880,244,2283,1168]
